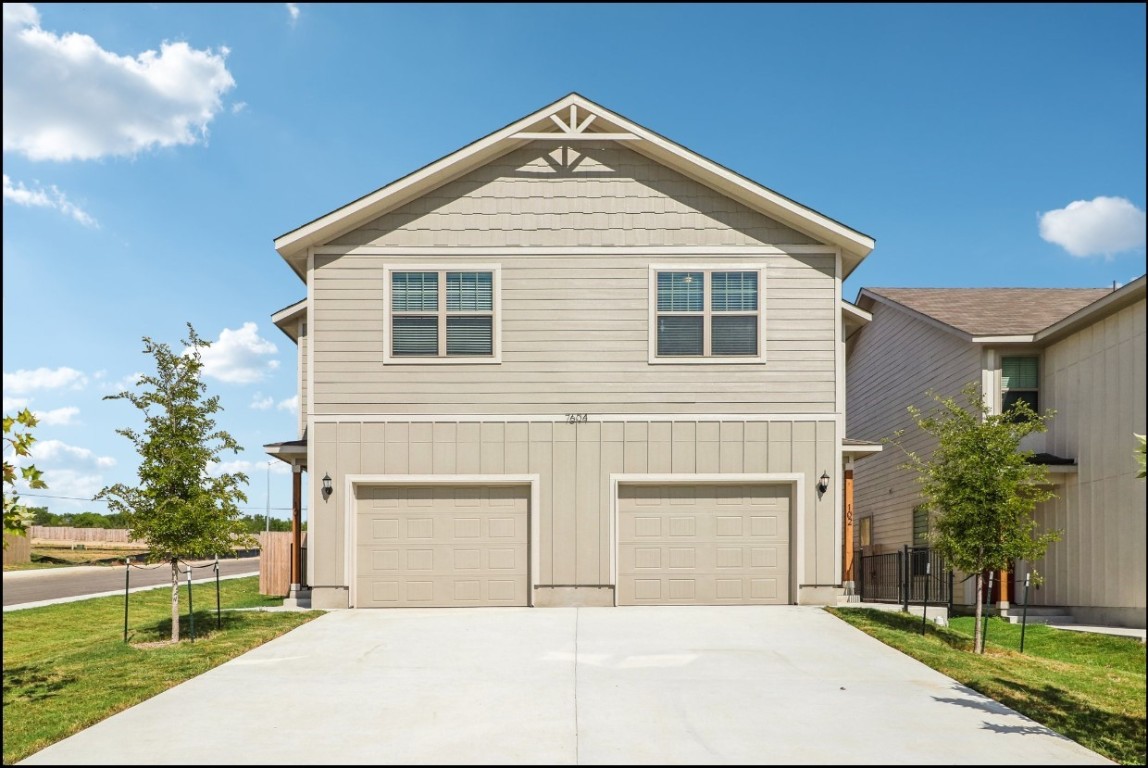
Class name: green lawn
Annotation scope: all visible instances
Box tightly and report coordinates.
[828,607,1146,765]
[2,577,320,765]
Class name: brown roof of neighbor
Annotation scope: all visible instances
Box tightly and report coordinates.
[864,287,1113,336]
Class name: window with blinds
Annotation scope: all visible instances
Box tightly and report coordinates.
[1001,356,1039,415]
[390,269,496,360]
[654,268,761,359]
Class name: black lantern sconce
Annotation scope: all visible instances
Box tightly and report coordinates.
[817,471,830,496]
[321,473,333,501]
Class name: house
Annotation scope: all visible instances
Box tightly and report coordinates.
[846,277,1147,628]
[264,93,881,610]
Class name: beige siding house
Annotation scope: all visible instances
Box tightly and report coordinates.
[847,278,1147,628]
[266,94,879,610]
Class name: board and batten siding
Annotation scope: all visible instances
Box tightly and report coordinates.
[307,418,838,608]
[311,252,837,415]
[332,143,820,249]
[1026,298,1146,626]
[846,301,982,553]
[298,320,308,436]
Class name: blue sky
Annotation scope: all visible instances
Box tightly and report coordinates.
[3,3,1145,519]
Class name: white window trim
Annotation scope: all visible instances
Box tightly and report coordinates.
[383,263,502,365]
[647,264,766,365]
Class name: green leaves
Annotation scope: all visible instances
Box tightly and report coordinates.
[3,408,48,545]
[96,323,257,640]
[1136,433,1146,480]
[892,382,1063,653]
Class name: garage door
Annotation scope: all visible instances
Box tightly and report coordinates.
[355,485,528,607]
[617,483,790,605]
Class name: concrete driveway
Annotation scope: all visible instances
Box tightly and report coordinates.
[20,606,1110,765]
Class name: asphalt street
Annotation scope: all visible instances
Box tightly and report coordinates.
[2,556,261,607]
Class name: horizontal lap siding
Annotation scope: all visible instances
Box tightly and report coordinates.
[846,303,982,552]
[312,253,837,415]
[311,418,837,595]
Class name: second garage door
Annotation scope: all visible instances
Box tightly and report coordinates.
[355,484,529,608]
[617,483,790,605]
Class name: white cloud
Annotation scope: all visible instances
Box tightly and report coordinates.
[197,323,279,384]
[231,101,247,114]
[3,3,236,161]
[3,397,30,412]
[33,406,79,426]
[277,395,298,412]
[1039,196,1147,257]
[3,366,87,394]
[28,468,106,503]
[100,371,143,394]
[3,174,97,226]
[29,438,115,468]
[286,4,301,23]
[210,459,291,477]
[250,393,274,410]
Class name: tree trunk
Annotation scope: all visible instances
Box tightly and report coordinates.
[973,570,984,654]
[170,559,180,643]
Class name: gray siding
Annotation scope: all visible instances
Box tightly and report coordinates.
[333,143,819,249]
[309,418,838,603]
[846,302,982,552]
[1028,299,1146,624]
[312,252,837,415]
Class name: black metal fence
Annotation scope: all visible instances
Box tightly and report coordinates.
[858,545,953,611]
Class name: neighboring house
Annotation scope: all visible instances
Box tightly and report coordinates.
[265,93,881,610]
[846,277,1147,628]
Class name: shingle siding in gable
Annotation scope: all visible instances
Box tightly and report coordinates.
[332,143,820,249]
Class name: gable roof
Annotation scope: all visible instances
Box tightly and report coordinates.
[859,287,1112,338]
[274,93,875,279]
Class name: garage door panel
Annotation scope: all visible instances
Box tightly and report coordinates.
[355,484,528,608]
[618,483,790,606]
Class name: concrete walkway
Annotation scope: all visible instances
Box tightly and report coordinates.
[18,606,1110,765]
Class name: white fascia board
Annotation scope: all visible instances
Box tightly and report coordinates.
[970,335,1036,344]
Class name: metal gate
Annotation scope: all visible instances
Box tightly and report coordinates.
[858,545,952,611]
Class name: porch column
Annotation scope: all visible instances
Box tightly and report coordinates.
[290,464,302,592]
[843,464,855,583]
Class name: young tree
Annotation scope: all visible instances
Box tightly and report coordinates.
[3,409,47,547]
[97,324,254,642]
[895,382,1060,654]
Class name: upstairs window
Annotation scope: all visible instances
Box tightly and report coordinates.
[387,267,500,362]
[1002,356,1039,416]
[651,267,764,362]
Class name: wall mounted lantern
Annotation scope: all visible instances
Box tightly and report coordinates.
[817,471,830,495]
[321,473,333,501]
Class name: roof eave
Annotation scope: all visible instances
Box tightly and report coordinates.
[271,299,306,342]
[1035,275,1146,345]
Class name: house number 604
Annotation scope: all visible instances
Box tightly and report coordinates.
[566,413,589,424]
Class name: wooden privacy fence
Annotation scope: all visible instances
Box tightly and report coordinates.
[29,526,146,546]
[3,533,32,565]
[259,531,308,596]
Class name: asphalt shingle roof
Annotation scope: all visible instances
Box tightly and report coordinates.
[865,287,1113,336]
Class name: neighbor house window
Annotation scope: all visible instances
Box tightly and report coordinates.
[650,267,764,362]
[386,266,500,363]
[859,516,872,549]
[1001,356,1039,415]
[911,504,930,576]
